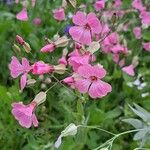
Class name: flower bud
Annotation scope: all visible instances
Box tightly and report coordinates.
[16,35,25,45]
[54,36,69,48]
[13,44,21,52]
[40,43,55,53]
[32,61,54,75]
[33,92,47,106]
[23,42,31,53]
[61,123,77,137]
[44,77,51,84]
[54,64,67,74]
[27,79,36,85]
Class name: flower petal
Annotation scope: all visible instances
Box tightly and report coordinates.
[9,56,23,78]
[89,80,112,98]
[75,79,91,93]
[87,12,101,34]
[20,73,27,91]
[72,11,87,26]
[32,114,39,127]
[69,26,84,43]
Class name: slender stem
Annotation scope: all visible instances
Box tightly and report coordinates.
[93,128,150,150]
[79,125,116,136]
[45,81,59,93]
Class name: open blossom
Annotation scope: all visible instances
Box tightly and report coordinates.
[133,27,141,39]
[53,8,65,21]
[132,0,146,12]
[74,64,112,98]
[32,61,54,75]
[94,0,105,11]
[122,64,135,76]
[12,101,38,128]
[16,8,28,21]
[140,11,150,26]
[68,49,94,71]
[114,0,122,7]
[142,42,150,52]
[9,56,31,90]
[69,11,101,45]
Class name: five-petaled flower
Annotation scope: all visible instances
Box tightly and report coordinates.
[74,64,112,98]
[69,11,101,45]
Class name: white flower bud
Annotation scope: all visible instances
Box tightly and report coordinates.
[33,92,46,105]
[61,123,77,137]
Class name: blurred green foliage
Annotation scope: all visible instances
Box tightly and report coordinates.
[0,0,150,150]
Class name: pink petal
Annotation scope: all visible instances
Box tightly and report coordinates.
[16,8,28,21]
[122,64,135,76]
[78,29,92,45]
[89,80,112,98]
[19,115,32,128]
[22,58,31,72]
[32,114,39,127]
[75,79,91,93]
[9,56,24,78]
[87,12,101,34]
[69,26,84,43]
[12,108,24,120]
[20,73,27,91]
[12,102,24,108]
[72,11,87,26]
[77,64,106,79]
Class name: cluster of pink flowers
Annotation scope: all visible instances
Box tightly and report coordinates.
[10,0,150,128]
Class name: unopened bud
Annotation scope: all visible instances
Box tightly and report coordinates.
[54,36,69,48]
[33,92,47,105]
[54,64,67,74]
[23,42,31,53]
[16,35,25,45]
[13,44,21,52]
[132,56,139,67]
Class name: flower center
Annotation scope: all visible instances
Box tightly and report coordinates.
[84,24,91,30]
[90,76,97,81]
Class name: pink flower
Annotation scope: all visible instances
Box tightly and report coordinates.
[94,0,105,11]
[32,61,54,75]
[142,42,150,52]
[33,17,42,26]
[9,57,31,90]
[132,0,146,12]
[111,44,128,54]
[63,76,75,88]
[114,0,122,7]
[12,101,38,128]
[16,35,25,45]
[122,64,135,76]
[103,32,119,45]
[58,56,67,66]
[74,64,112,99]
[69,11,101,45]
[140,11,150,26]
[133,27,141,39]
[16,8,28,21]
[40,43,55,53]
[53,8,65,21]
[68,50,92,71]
